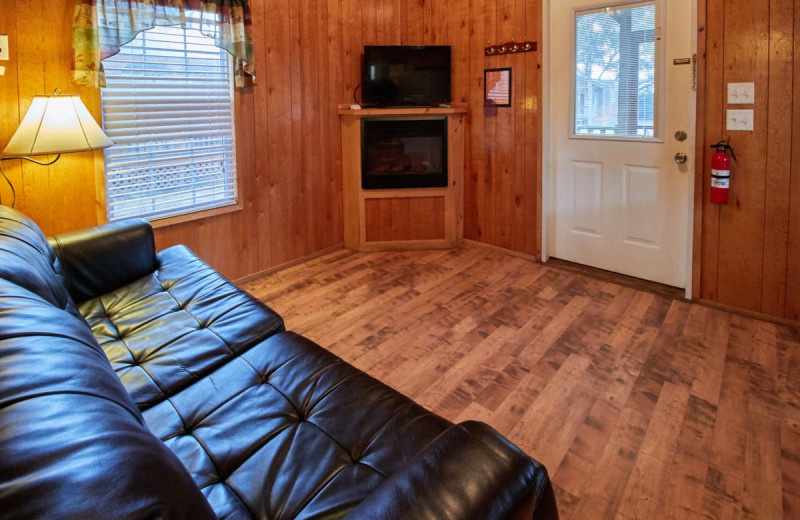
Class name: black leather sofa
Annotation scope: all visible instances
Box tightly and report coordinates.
[0,205,558,520]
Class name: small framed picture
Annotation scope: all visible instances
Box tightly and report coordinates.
[484,68,512,107]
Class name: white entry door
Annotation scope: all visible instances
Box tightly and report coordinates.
[547,0,695,288]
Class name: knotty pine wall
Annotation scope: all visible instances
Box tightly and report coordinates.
[2,0,799,323]
[697,0,800,321]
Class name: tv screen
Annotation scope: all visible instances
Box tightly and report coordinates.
[362,45,451,107]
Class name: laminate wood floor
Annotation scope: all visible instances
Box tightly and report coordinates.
[240,243,800,520]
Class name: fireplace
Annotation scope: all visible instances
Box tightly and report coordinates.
[361,117,448,189]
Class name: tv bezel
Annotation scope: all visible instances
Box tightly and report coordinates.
[361,45,452,107]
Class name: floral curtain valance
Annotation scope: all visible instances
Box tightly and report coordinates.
[72,0,255,88]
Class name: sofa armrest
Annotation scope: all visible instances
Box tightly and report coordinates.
[48,218,158,303]
[344,421,558,520]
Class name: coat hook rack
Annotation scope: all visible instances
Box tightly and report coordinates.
[485,39,537,56]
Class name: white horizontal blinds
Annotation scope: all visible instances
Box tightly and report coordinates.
[101,25,237,221]
[574,1,658,138]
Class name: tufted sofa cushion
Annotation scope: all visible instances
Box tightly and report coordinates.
[78,245,285,410]
[0,206,83,321]
[0,278,215,519]
[143,331,454,519]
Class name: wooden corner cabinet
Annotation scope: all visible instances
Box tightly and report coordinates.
[339,106,466,252]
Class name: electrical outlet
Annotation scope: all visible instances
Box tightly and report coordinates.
[727,82,754,104]
[0,35,8,61]
[727,109,754,131]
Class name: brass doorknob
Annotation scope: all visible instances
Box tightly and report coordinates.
[674,152,688,164]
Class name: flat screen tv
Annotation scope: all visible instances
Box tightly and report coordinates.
[361,45,451,107]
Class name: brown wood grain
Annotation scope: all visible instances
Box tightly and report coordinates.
[714,1,769,312]
[700,0,726,304]
[787,0,800,322]
[364,196,445,242]
[241,242,800,519]
[760,0,794,317]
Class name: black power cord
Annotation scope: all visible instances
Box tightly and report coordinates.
[0,155,61,208]
[353,83,363,108]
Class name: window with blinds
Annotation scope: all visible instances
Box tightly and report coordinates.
[573,1,660,139]
[101,25,237,222]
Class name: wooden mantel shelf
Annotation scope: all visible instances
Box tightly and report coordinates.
[337,105,468,117]
[339,106,466,252]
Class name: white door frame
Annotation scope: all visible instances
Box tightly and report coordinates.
[541,0,697,300]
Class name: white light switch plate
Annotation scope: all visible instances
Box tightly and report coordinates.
[0,35,8,61]
[727,109,754,131]
[727,82,754,104]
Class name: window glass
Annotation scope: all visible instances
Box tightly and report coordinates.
[101,25,237,221]
[574,1,659,139]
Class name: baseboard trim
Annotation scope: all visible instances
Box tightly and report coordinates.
[233,243,346,284]
[462,239,540,262]
[697,298,800,328]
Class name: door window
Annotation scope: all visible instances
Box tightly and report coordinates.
[573,1,662,140]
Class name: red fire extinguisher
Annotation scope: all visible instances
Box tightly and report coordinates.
[710,140,736,205]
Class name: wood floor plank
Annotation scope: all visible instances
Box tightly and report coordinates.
[239,242,800,519]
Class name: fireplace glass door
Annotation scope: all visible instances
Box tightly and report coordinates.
[361,117,448,190]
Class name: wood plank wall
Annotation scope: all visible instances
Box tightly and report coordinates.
[0,0,542,281]
[698,0,800,322]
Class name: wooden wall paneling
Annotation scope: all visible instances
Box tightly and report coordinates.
[289,1,306,261]
[362,0,378,45]
[511,0,528,254]
[490,51,520,249]
[250,0,273,275]
[787,0,800,321]
[266,0,296,267]
[341,0,362,102]
[715,0,769,311]
[431,0,447,46]
[402,0,421,44]
[700,0,726,303]
[493,0,515,251]
[320,1,343,256]
[424,0,436,45]
[525,0,542,258]
[153,220,203,261]
[0,0,20,211]
[449,0,471,107]
[464,0,485,243]
[386,0,404,44]
[761,0,794,317]
[482,1,497,246]
[195,215,234,278]
[300,0,322,258]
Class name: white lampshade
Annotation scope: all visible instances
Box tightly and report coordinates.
[2,94,113,157]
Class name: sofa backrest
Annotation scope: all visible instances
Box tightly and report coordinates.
[49,217,157,303]
[0,205,82,320]
[0,277,215,519]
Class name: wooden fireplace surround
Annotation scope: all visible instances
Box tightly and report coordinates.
[338,106,466,252]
